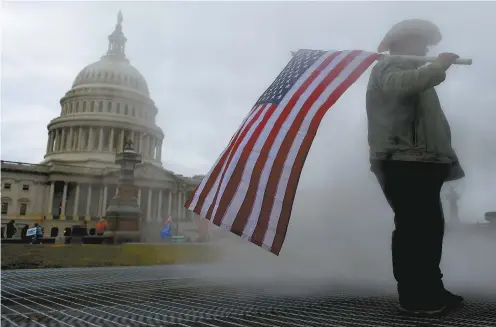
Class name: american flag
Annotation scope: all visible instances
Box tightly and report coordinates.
[185,49,380,255]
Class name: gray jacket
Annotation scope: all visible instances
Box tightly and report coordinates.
[366,56,464,181]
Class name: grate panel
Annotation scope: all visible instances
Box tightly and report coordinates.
[2,266,496,327]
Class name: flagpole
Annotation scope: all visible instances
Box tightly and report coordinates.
[386,54,472,65]
[290,51,472,65]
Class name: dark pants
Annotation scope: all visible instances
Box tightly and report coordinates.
[371,160,449,304]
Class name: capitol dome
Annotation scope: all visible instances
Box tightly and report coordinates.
[72,59,149,96]
[71,11,149,96]
[43,11,164,169]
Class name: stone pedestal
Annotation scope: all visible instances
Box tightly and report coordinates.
[105,199,141,243]
[104,140,142,243]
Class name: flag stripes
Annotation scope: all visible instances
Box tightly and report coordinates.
[185,49,380,255]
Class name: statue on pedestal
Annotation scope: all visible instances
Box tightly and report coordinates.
[104,139,142,243]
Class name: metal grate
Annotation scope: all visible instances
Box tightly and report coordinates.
[2,266,496,327]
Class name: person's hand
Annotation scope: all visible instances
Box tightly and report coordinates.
[436,52,460,70]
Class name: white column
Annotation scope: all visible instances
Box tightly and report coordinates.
[66,128,73,151]
[98,186,103,216]
[46,132,52,153]
[52,131,56,152]
[51,131,56,152]
[98,127,104,151]
[146,136,150,158]
[46,132,53,153]
[137,188,142,207]
[147,188,152,221]
[143,135,147,157]
[87,127,93,151]
[120,129,125,151]
[177,191,182,220]
[77,127,83,150]
[139,133,144,154]
[149,137,154,158]
[54,129,60,151]
[158,141,162,161]
[59,129,64,151]
[148,136,153,157]
[109,128,114,151]
[31,183,39,217]
[73,183,80,217]
[101,185,108,216]
[47,182,55,216]
[157,189,163,221]
[85,184,92,216]
[61,182,68,217]
[60,129,66,151]
[130,131,135,147]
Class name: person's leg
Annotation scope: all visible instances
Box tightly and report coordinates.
[373,160,450,311]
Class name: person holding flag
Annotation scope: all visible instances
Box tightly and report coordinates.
[160,215,172,241]
[367,19,464,315]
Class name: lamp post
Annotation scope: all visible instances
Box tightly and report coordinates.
[105,139,142,243]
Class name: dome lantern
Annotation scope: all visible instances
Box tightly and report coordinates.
[103,10,128,62]
[69,10,150,95]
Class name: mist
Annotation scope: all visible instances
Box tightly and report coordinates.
[2,1,495,300]
[190,81,496,299]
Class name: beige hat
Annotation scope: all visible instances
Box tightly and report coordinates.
[377,19,442,53]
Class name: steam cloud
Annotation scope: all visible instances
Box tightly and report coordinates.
[184,93,496,300]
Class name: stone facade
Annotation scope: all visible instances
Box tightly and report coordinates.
[1,12,204,241]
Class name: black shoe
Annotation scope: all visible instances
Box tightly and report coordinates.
[441,289,464,308]
[397,302,447,317]
[397,290,464,317]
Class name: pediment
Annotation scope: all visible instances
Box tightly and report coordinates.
[134,164,175,182]
[103,163,179,183]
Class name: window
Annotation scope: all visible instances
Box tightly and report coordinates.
[22,184,29,191]
[1,202,8,214]
[83,101,87,111]
[19,203,27,216]
[124,104,129,115]
[3,183,11,190]
[107,102,112,112]
[116,103,120,114]
[99,101,103,112]
[91,101,95,112]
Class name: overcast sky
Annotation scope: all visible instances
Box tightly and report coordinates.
[1,2,495,222]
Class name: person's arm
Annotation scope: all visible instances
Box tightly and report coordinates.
[378,61,447,96]
[378,53,460,97]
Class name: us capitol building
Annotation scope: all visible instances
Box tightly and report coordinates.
[1,12,203,240]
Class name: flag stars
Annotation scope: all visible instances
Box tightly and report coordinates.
[256,49,326,105]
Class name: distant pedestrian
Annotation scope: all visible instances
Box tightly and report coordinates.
[21,225,29,239]
[6,220,17,238]
[31,223,44,244]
